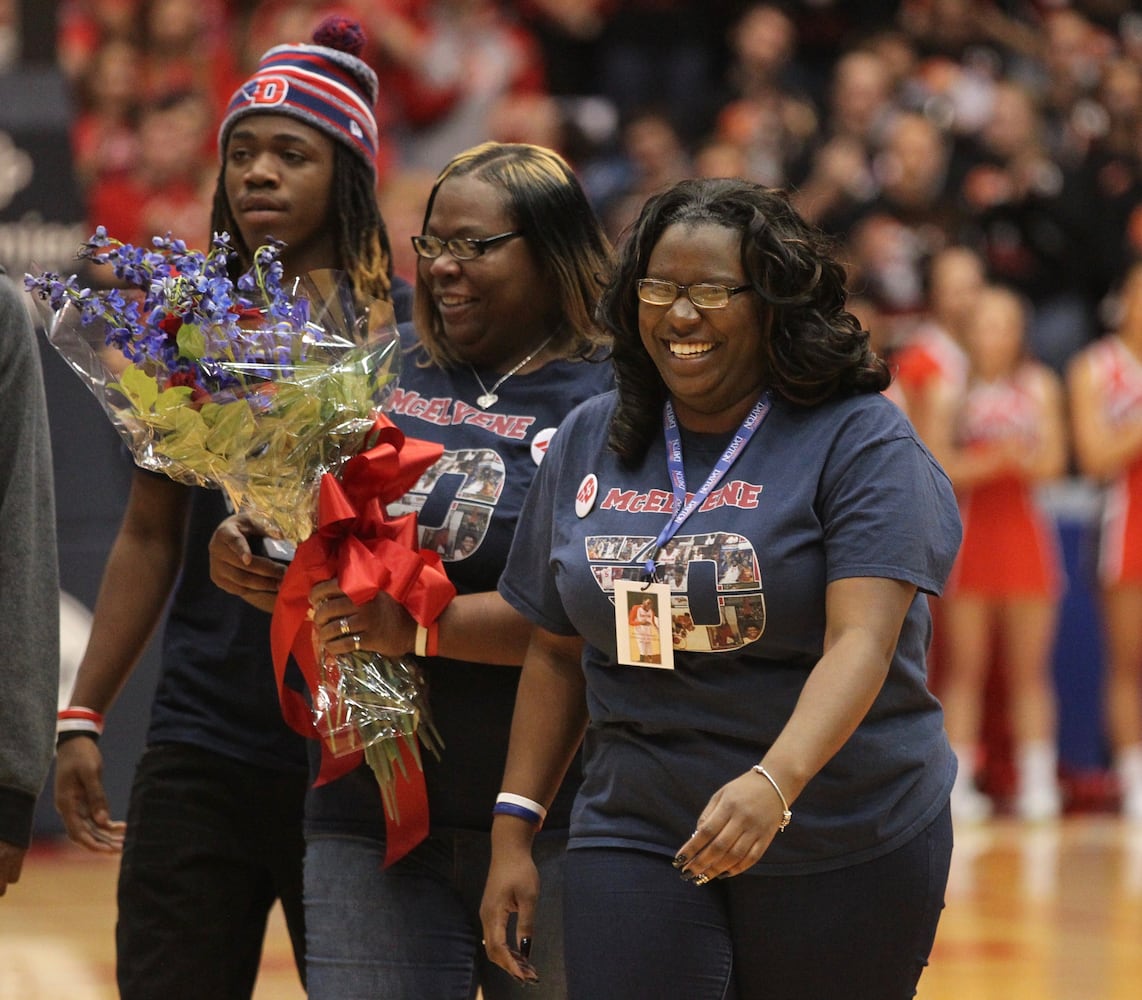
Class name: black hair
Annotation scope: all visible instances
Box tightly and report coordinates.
[598,177,890,463]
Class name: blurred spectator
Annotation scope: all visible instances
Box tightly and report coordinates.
[583,108,692,238]
[138,0,242,123]
[954,79,1101,371]
[789,47,897,233]
[358,0,547,171]
[69,36,142,194]
[782,0,903,105]
[57,0,140,83]
[88,89,215,248]
[1092,56,1142,165]
[927,284,1067,823]
[847,214,928,336]
[485,91,566,149]
[1067,262,1142,822]
[1120,7,1142,64]
[515,0,606,96]
[1087,57,1142,299]
[712,3,818,188]
[692,135,750,180]
[592,0,733,145]
[843,110,964,335]
[377,166,438,284]
[863,26,922,100]
[889,243,981,442]
[896,0,1038,64]
[240,1,344,71]
[1037,5,1117,166]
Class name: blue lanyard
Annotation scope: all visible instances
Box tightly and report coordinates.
[642,392,771,577]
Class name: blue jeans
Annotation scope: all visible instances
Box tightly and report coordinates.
[563,803,953,1000]
[116,743,308,1000]
[305,828,568,1000]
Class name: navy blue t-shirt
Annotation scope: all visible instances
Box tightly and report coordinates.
[305,326,614,837]
[500,389,962,875]
[149,485,308,772]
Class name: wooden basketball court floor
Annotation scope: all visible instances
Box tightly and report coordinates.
[2,816,1141,999]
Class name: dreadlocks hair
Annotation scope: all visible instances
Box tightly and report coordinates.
[210,144,393,308]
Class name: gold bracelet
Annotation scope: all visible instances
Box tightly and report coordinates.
[414,623,428,657]
[751,764,792,832]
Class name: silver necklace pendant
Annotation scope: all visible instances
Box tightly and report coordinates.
[469,334,555,411]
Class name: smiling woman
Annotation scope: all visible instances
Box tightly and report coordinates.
[637,223,764,433]
[208,140,615,1000]
[481,178,964,1000]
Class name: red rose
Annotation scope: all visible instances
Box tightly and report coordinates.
[165,369,199,389]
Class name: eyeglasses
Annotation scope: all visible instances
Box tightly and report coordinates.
[637,278,751,310]
[411,231,524,261]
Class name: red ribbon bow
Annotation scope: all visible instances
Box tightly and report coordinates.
[270,413,455,864]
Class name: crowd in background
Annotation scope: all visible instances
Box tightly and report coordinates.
[54,1,1142,367]
[42,0,1142,822]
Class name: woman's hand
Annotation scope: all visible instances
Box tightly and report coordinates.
[479,829,542,986]
[309,580,418,658]
[208,514,286,613]
[672,769,786,883]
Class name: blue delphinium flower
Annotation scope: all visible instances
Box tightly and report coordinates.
[24,230,300,392]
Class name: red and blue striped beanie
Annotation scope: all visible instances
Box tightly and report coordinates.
[219,16,379,176]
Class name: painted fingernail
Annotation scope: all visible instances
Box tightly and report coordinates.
[519,937,532,959]
[679,869,698,882]
[672,853,688,868]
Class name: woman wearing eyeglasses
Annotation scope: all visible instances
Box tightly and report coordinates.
[480,178,962,999]
[210,141,612,998]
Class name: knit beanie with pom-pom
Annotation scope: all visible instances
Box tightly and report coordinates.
[219,16,379,176]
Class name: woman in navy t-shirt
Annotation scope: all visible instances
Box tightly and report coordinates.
[482,178,963,1000]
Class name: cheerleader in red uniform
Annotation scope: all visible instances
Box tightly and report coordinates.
[929,285,1068,821]
[890,246,981,440]
[1068,262,1142,821]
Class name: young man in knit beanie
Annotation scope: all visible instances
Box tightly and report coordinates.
[53,18,408,999]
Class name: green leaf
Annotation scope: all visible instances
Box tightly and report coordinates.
[176,323,206,361]
[111,366,161,411]
[204,400,256,456]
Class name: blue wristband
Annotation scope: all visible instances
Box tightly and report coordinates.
[492,801,544,826]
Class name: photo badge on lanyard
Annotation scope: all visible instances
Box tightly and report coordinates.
[614,578,674,670]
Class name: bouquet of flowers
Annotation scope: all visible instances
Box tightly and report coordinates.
[26,229,455,820]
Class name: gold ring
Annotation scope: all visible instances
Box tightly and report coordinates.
[339,617,351,636]
[693,873,710,886]
[352,634,361,652]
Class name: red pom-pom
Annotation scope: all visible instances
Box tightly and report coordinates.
[313,15,365,57]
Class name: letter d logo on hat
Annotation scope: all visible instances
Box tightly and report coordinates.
[245,76,291,107]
